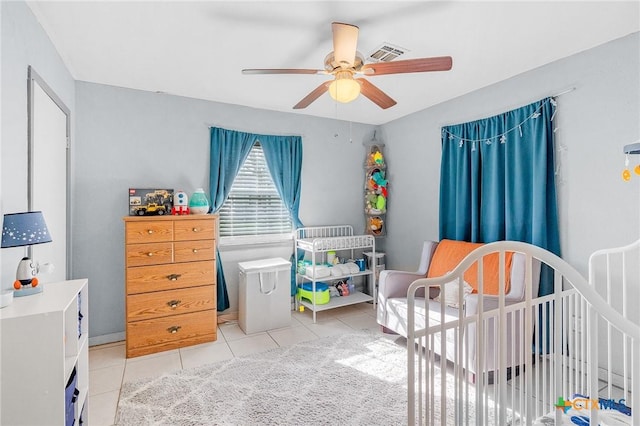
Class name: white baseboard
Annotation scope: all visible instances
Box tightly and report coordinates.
[89,331,125,347]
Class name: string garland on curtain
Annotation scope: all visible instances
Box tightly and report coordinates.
[441,97,558,150]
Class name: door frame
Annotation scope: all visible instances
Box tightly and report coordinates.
[27,65,71,278]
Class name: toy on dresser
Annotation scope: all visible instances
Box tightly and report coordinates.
[171,190,190,215]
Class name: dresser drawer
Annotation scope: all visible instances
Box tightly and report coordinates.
[126,310,216,350]
[126,261,215,294]
[174,240,215,263]
[127,286,215,322]
[126,242,173,267]
[126,221,173,244]
[174,219,216,241]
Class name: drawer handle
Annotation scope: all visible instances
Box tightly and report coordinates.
[147,252,154,257]
[167,299,182,309]
[192,227,199,232]
[192,249,198,253]
[167,326,181,334]
[167,274,182,281]
[147,229,154,234]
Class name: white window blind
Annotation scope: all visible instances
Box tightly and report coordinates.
[219,143,292,237]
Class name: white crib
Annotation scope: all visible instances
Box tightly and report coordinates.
[407,241,639,425]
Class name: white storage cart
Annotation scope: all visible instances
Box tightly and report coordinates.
[238,257,292,334]
[295,225,376,323]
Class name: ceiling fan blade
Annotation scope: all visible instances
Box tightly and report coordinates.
[293,82,330,109]
[332,22,359,67]
[242,68,325,75]
[361,56,453,76]
[356,78,397,109]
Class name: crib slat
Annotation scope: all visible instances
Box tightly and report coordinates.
[405,241,638,426]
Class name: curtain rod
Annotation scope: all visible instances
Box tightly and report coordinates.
[440,87,577,129]
[204,124,303,138]
[551,87,576,98]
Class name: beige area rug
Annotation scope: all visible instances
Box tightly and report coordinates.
[116,331,412,425]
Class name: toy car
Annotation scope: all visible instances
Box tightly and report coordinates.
[134,203,167,216]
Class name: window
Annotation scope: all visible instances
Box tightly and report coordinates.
[218,142,292,238]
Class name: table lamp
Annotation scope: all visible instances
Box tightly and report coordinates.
[1,211,52,297]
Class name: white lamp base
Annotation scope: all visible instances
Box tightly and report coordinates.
[0,291,14,307]
[14,285,43,297]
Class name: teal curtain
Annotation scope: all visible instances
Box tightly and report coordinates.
[439,97,560,297]
[209,127,256,311]
[260,135,304,229]
[209,127,304,308]
[260,135,304,296]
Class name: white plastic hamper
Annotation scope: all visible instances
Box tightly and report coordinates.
[238,257,292,334]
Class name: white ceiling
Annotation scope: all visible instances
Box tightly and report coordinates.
[27,1,640,125]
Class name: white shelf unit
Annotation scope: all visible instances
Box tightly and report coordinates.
[1,279,89,426]
[295,226,376,323]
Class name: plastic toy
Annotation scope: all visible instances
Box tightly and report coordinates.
[335,280,350,296]
[133,203,167,216]
[172,190,190,215]
[621,155,640,182]
[298,282,330,304]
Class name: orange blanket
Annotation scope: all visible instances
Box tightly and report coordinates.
[426,239,513,295]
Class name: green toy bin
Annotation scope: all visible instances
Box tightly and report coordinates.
[297,282,330,305]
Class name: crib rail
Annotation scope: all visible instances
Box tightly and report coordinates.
[295,225,354,240]
[297,235,376,252]
[588,240,640,414]
[407,241,639,425]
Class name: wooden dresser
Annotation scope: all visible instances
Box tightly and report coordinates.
[123,214,218,358]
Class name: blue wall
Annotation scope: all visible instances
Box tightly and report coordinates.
[1,1,75,289]
[73,82,376,341]
[379,33,640,277]
[3,0,638,344]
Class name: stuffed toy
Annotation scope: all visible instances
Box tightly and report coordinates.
[373,151,384,165]
[372,171,387,187]
[366,191,377,206]
[369,216,384,235]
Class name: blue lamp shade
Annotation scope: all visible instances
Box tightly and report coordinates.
[1,211,52,248]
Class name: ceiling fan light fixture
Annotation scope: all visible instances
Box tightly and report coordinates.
[328,71,361,103]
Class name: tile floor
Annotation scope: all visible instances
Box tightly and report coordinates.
[88,302,629,425]
[88,303,382,426]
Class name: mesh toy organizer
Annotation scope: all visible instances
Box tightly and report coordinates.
[364,136,387,236]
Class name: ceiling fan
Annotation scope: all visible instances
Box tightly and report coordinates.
[242,22,453,110]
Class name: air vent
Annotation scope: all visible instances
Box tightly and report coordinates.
[367,43,409,63]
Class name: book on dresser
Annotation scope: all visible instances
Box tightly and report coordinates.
[123,214,218,358]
